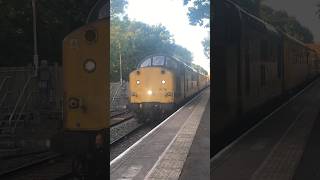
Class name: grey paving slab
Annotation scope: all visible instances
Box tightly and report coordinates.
[293,106,320,180]
[212,78,320,180]
[110,88,210,180]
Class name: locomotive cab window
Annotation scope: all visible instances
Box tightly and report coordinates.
[152,56,165,66]
[140,58,152,67]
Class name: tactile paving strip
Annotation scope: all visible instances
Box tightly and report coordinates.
[251,107,318,180]
[145,91,209,180]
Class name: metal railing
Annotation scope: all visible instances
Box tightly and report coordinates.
[12,91,34,134]
[0,76,12,94]
[8,75,35,126]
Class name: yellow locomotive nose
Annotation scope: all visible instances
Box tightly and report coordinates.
[129,67,174,104]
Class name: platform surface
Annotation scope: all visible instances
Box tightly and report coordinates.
[110,88,210,180]
[211,78,320,180]
[178,96,210,180]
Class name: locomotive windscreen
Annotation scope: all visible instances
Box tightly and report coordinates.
[138,55,182,70]
[139,56,167,68]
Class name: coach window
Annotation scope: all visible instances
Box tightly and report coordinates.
[140,58,151,67]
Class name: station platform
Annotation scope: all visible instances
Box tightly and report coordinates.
[211,78,320,180]
[110,88,210,180]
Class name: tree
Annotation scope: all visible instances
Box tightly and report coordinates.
[184,0,210,59]
[184,0,210,27]
[261,5,314,43]
[0,0,96,66]
[110,0,127,18]
[229,1,314,43]
[110,17,193,82]
[317,3,320,18]
[202,37,210,59]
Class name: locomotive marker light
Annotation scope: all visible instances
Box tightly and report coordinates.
[136,80,140,85]
[161,80,166,84]
[85,29,97,42]
[84,59,96,73]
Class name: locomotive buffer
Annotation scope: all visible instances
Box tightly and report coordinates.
[110,88,210,180]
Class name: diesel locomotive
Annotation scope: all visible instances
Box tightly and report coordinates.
[128,54,209,120]
[51,0,108,176]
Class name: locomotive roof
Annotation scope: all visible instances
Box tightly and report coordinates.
[282,33,306,47]
[138,54,207,76]
[306,44,320,55]
[227,0,307,47]
[226,0,279,36]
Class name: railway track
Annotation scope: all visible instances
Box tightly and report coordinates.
[0,150,72,180]
[110,89,208,160]
[110,110,135,127]
[110,109,142,145]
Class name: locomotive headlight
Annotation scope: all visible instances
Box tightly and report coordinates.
[84,59,96,73]
[136,80,140,85]
[161,80,166,84]
[147,90,153,95]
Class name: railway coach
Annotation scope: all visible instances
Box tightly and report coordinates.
[214,0,320,155]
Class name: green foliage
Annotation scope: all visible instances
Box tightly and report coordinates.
[260,5,314,43]
[192,64,208,75]
[0,0,96,66]
[230,1,314,43]
[184,0,210,27]
[110,0,128,18]
[110,17,193,82]
[184,0,210,59]
[202,37,210,59]
[316,3,320,19]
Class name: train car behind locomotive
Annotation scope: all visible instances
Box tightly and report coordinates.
[214,0,320,156]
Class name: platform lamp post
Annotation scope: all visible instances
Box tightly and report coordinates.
[119,42,123,86]
[32,0,39,76]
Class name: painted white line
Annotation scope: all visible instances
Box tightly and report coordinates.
[212,79,318,162]
[117,165,142,180]
[110,88,208,166]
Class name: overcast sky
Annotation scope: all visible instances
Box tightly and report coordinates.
[263,0,320,42]
[126,0,210,73]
